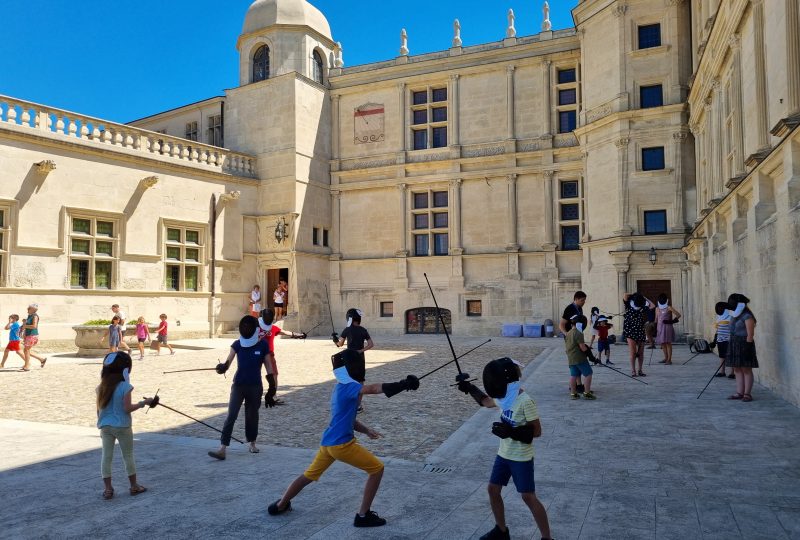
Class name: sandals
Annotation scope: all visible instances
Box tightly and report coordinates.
[742,394,753,402]
[728,393,744,400]
[248,445,260,454]
[129,485,147,496]
[40,358,47,368]
[727,374,736,379]
[631,372,638,377]
[103,488,114,500]
[638,371,647,377]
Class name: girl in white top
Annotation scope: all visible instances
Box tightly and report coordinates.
[249,285,261,317]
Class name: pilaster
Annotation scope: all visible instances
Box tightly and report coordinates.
[542,60,552,136]
[396,184,409,257]
[672,131,688,230]
[752,0,770,151]
[505,174,520,252]
[449,178,463,255]
[506,65,516,141]
[614,137,632,236]
[542,170,557,250]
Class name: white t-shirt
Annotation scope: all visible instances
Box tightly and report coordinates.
[113,310,127,329]
[250,290,262,311]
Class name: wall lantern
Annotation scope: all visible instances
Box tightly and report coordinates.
[649,247,657,266]
[274,217,288,243]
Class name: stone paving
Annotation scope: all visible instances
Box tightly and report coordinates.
[1,338,799,539]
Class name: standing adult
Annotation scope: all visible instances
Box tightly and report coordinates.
[726,293,758,402]
[249,285,262,317]
[111,304,131,353]
[622,293,654,377]
[655,293,681,365]
[273,280,287,321]
[21,303,46,371]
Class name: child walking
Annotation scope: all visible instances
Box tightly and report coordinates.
[155,314,174,355]
[457,358,554,540]
[1,314,25,368]
[594,315,614,365]
[20,304,47,371]
[566,315,600,399]
[106,315,123,352]
[135,317,150,360]
[96,351,153,499]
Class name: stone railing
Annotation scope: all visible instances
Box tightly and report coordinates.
[0,95,256,177]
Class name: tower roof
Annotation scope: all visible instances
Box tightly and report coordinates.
[242,0,332,41]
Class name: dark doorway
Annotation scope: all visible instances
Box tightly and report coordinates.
[406,307,452,334]
[636,280,672,303]
[267,268,289,309]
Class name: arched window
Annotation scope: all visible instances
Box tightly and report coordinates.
[312,50,324,84]
[252,45,270,83]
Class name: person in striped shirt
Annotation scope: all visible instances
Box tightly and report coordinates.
[713,302,734,379]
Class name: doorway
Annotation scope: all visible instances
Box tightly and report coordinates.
[636,280,672,303]
[406,307,452,334]
[267,268,289,309]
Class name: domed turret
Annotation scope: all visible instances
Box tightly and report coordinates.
[242,0,332,41]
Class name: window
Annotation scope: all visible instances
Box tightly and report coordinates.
[644,210,668,235]
[558,89,577,106]
[164,225,204,291]
[640,84,663,108]
[69,215,118,289]
[466,300,482,317]
[185,121,198,141]
[555,65,578,133]
[561,181,579,199]
[410,86,448,150]
[642,147,666,171]
[380,302,394,317]
[638,24,661,49]
[557,68,576,84]
[312,227,319,246]
[411,189,448,256]
[207,115,223,147]
[0,208,8,285]
[561,203,580,221]
[561,225,580,250]
[558,111,576,133]
[322,229,329,247]
[312,50,324,84]
[253,45,270,82]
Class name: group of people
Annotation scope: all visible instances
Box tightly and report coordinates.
[248,281,288,320]
[1,303,46,371]
[104,305,173,358]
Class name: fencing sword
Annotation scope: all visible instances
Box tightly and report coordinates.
[696,363,723,399]
[163,368,218,375]
[324,283,336,333]
[418,339,492,380]
[682,351,703,365]
[145,389,243,443]
[423,272,469,383]
[593,359,649,385]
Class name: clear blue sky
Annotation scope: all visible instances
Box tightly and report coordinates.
[0,0,578,123]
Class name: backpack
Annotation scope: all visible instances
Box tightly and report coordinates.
[689,338,713,354]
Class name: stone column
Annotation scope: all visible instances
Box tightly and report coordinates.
[542,171,557,249]
[752,0,770,150]
[680,263,690,339]
[672,132,687,230]
[397,83,406,153]
[331,190,341,256]
[542,60,552,136]
[505,174,520,251]
[449,179,463,254]
[331,95,341,160]
[506,65,516,140]
[787,0,800,116]
[614,138,632,235]
[729,35,745,175]
[450,74,460,147]
[396,184,408,256]
[614,264,629,305]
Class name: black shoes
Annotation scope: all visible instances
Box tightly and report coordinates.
[353,510,386,527]
[268,499,291,515]
[480,525,511,540]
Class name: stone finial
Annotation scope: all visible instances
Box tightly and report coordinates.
[35,160,56,174]
[334,42,344,68]
[400,29,409,56]
[506,9,517,38]
[141,175,159,189]
[542,1,552,32]
[452,19,462,48]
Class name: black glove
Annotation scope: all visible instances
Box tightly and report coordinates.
[382,375,420,398]
[215,363,228,375]
[331,332,339,344]
[491,422,512,439]
[586,350,600,364]
[291,332,307,339]
[264,374,277,408]
[458,381,489,406]
[508,424,535,444]
[147,395,160,409]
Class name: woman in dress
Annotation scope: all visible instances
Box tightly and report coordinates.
[249,285,262,317]
[622,293,654,377]
[655,293,681,365]
[726,293,758,402]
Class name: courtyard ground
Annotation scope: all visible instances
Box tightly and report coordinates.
[1,336,799,539]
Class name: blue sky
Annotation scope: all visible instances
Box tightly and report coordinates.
[0,0,578,123]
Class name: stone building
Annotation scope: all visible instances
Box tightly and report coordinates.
[0,0,798,402]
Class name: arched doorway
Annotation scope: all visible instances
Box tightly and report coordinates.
[406,307,452,334]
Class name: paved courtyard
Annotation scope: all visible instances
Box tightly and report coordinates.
[1,336,799,539]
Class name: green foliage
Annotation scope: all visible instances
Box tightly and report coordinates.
[83,319,113,326]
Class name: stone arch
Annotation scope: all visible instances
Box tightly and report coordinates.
[249,38,274,83]
[311,47,326,84]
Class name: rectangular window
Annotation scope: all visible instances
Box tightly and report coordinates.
[380,301,394,317]
[642,147,666,171]
[163,224,204,291]
[561,181,579,199]
[185,121,198,141]
[432,107,448,122]
[433,191,448,208]
[414,192,429,209]
[413,129,428,150]
[433,212,448,228]
[312,227,319,245]
[466,300,482,317]
[414,214,429,230]
[557,68,576,84]
[433,233,449,256]
[411,85,448,150]
[558,110,576,133]
[414,234,429,256]
[640,84,663,108]
[412,189,449,257]
[638,24,662,49]
[412,91,428,105]
[561,225,580,251]
[207,114,223,147]
[558,89,577,106]
[432,88,447,102]
[68,215,119,290]
[644,210,668,235]
[413,110,427,125]
[431,126,447,148]
[561,203,580,221]
[322,229,329,247]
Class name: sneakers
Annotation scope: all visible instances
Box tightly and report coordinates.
[570,392,579,400]
[353,510,386,527]
[268,499,291,515]
[207,450,226,461]
[605,360,614,365]
[583,391,596,400]
[479,525,511,540]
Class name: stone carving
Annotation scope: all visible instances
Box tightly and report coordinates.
[353,103,385,144]
[141,175,159,189]
[400,29,409,56]
[220,190,241,202]
[542,1,552,31]
[615,137,630,148]
[518,141,541,152]
[408,152,449,163]
[12,262,46,288]
[334,42,344,68]
[586,103,612,123]
[342,158,395,171]
[462,145,505,158]
[453,20,462,48]
[35,160,56,174]
[506,9,517,38]
[612,4,627,17]
[553,133,578,148]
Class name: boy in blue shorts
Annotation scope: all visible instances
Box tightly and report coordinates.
[457,358,554,540]
[594,315,614,365]
[566,315,600,399]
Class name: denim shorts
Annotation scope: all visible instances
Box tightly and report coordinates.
[598,340,610,353]
[569,361,593,377]
[489,455,535,493]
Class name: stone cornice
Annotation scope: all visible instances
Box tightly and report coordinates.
[574,103,687,137]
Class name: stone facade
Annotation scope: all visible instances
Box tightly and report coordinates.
[0,0,799,404]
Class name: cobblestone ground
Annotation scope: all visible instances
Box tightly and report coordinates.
[0,336,545,461]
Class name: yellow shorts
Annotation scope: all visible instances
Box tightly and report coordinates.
[303,439,384,481]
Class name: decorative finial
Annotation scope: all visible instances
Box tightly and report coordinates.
[400,29,409,56]
[507,9,517,38]
[334,42,344,68]
[542,1,552,32]
[453,19,462,47]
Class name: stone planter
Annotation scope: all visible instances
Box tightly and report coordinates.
[73,325,159,357]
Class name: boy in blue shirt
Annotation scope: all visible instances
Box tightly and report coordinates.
[1,314,24,368]
[268,349,420,527]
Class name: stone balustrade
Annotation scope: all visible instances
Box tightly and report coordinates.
[0,95,256,178]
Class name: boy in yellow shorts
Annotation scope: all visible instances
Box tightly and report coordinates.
[268,349,419,527]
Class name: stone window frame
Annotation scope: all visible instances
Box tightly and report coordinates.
[466,299,482,317]
[161,220,206,292]
[252,43,271,83]
[312,227,319,246]
[0,201,15,287]
[67,211,121,290]
[640,145,667,172]
[185,121,198,141]
[554,63,579,134]
[207,114,223,148]
[410,187,449,257]
[558,177,583,251]
[379,301,394,318]
[311,48,325,84]
[636,22,662,50]
[641,207,669,235]
[409,85,449,151]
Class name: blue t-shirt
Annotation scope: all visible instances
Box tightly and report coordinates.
[320,382,362,446]
[97,381,134,429]
[8,321,20,342]
[231,339,269,385]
